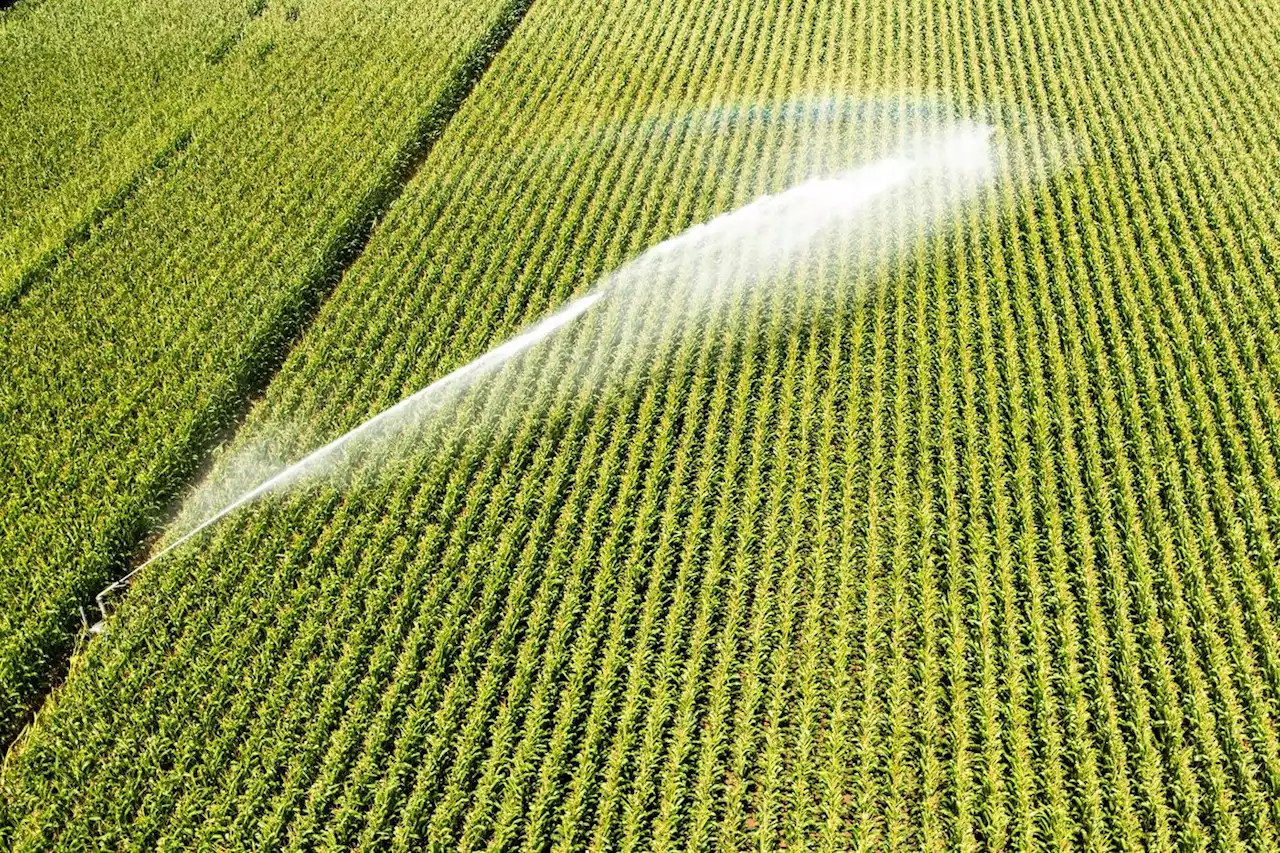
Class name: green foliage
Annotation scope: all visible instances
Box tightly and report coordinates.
[0,0,529,743]
[0,0,248,303]
[5,0,1280,848]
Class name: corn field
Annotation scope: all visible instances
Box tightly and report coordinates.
[3,0,1280,848]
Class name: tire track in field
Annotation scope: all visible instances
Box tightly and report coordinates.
[1,0,266,310]
[0,129,193,310]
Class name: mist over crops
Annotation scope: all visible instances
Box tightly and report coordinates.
[3,0,1280,848]
[149,121,997,577]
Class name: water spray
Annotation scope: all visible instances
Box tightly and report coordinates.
[91,123,994,630]
[92,291,604,626]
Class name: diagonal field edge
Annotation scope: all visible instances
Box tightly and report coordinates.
[0,0,537,751]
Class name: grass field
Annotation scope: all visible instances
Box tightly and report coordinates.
[3,0,1280,848]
